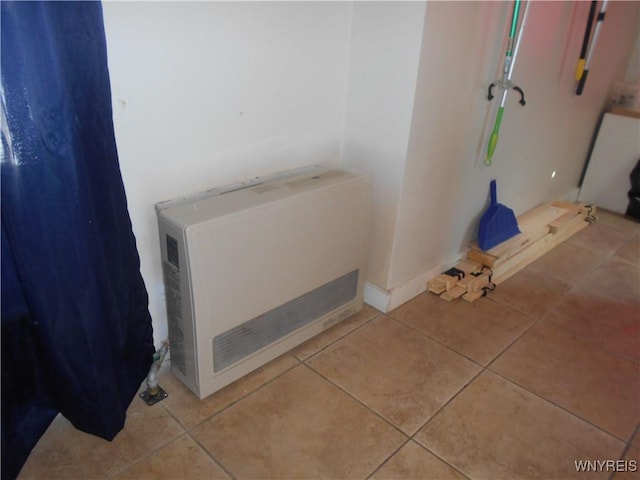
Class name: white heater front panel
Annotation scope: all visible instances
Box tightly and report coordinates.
[157,166,371,398]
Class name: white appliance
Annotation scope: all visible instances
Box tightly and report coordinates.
[156,166,371,399]
[579,111,640,214]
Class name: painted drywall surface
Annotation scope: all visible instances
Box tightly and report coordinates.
[387,0,639,290]
[342,1,426,290]
[103,2,352,345]
[625,30,640,83]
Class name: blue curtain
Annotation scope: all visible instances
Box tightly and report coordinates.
[1,2,154,478]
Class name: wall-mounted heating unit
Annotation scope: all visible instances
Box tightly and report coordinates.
[156,166,371,399]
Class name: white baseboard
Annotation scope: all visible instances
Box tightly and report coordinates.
[364,252,464,313]
[363,282,391,312]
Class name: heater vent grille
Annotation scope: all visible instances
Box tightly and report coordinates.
[212,269,359,371]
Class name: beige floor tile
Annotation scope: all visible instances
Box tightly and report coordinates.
[370,441,468,480]
[578,258,640,306]
[486,264,572,319]
[191,364,406,479]
[611,447,640,480]
[545,290,639,364]
[568,219,636,257]
[160,354,299,430]
[528,241,604,285]
[292,304,379,360]
[415,371,625,480]
[596,209,640,234]
[113,434,230,479]
[613,233,640,265]
[391,292,533,365]
[490,321,640,441]
[18,394,185,480]
[307,316,481,435]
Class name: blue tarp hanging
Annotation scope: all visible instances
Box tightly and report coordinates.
[1,2,154,478]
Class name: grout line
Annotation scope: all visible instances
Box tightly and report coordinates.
[409,441,473,480]
[190,310,383,429]
[364,437,412,480]
[386,313,487,369]
[299,363,410,440]
[186,429,238,480]
[106,431,187,480]
[484,285,566,323]
[609,422,640,480]
[299,310,382,363]
[183,355,303,433]
[124,218,637,480]
[409,364,487,438]
[483,315,542,371]
[487,368,632,445]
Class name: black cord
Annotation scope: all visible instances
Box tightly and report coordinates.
[478,265,496,297]
[585,204,597,224]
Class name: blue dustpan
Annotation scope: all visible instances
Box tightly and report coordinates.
[477,180,520,251]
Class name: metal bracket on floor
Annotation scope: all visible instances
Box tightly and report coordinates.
[140,385,169,406]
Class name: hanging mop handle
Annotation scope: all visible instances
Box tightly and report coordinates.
[576,0,608,95]
[486,0,531,165]
[502,0,522,83]
[575,1,598,81]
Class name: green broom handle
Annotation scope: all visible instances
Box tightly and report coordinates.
[486,106,505,166]
[508,0,522,55]
[503,0,521,79]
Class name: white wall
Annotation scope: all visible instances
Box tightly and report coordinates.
[103,1,352,344]
[342,1,426,290]
[386,0,639,294]
[104,1,639,343]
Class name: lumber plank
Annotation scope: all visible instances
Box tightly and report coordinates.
[493,217,591,284]
[427,275,456,295]
[440,285,466,301]
[468,227,549,267]
[468,204,569,267]
[462,289,485,302]
[549,202,594,234]
[492,233,554,284]
[518,203,569,230]
[427,279,447,295]
[428,201,595,304]
[427,260,482,294]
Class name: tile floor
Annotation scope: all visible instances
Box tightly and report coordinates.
[19,210,640,480]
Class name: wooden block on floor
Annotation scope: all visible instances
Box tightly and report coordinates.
[427,278,448,295]
[428,273,460,294]
[462,289,485,302]
[427,260,482,294]
[457,270,491,293]
[440,285,466,301]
